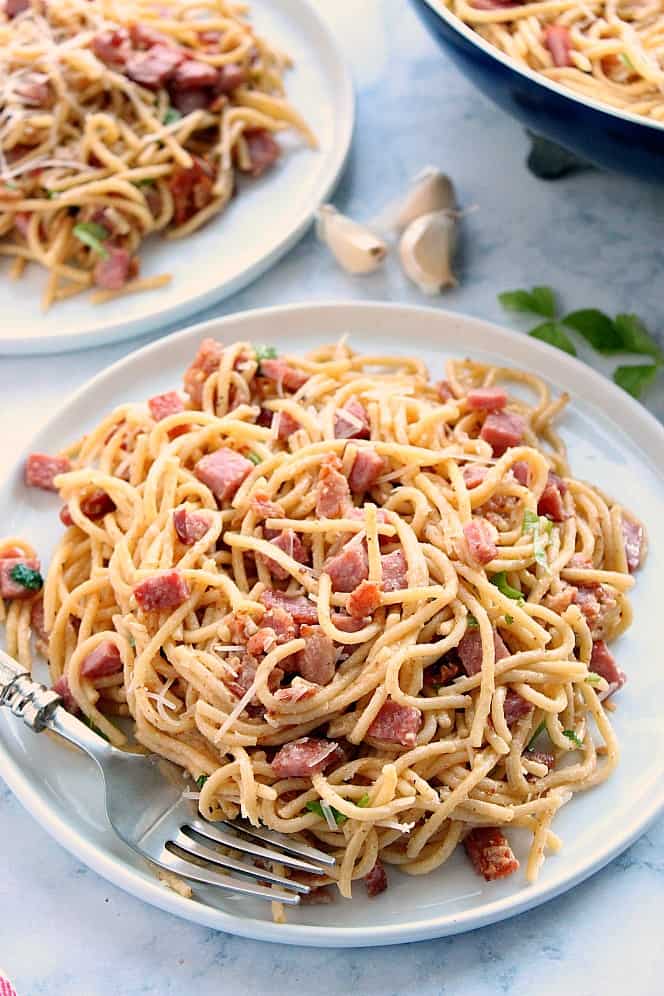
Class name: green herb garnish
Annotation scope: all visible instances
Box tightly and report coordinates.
[80,715,109,741]
[561,309,622,353]
[163,107,182,125]
[195,774,209,789]
[306,800,347,825]
[255,344,278,362]
[357,793,370,807]
[504,614,514,625]
[490,571,524,602]
[527,719,546,750]
[44,189,59,199]
[133,178,155,188]
[620,53,634,70]
[128,634,136,649]
[9,563,43,591]
[247,451,262,465]
[613,363,660,399]
[522,508,553,570]
[585,672,601,686]
[563,729,583,749]
[528,321,577,356]
[498,286,556,319]
[466,613,479,629]
[73,221,109,258]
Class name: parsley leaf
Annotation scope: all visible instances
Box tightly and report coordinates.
[527,719,546,750]
[522,509,552,570]
[247,451,262,465]
[561,309,622,353]
[490,571,524,601]
[585,672,601,686]
[528,322,577,356]
[255,344,278,362]
[613,363,660,399]
[163,107,182,125]
[9,563,43,591]
[133,178,155,188]
[195,774,209,789]
[306,800,347,825]
[613,314,663,360]
[499,286,556,318]
[563,729,583,748]
[357,793,370,807]
[466,613,479,629]
[73,222,109,258]
[620,53,634,70]
[504,614,514,625]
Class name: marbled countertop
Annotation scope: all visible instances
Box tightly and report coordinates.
[1,2,663,993]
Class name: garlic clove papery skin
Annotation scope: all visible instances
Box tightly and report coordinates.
[399,209,458,295]
[395,168,457,232]
[316,205,388,275]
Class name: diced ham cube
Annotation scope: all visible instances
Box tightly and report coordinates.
[538,471,567,522]
[81,489,115,519]
[172,58,219,89]
[173,508,210,545]
[240,129,281,178]
[148,391,184,422]
[81,640,122,679]
[53,675,78,714]
[0,557,41,600]
[194,447,253,503]
[129,23,171,48]
[273,677,319,703]
[260,589,318,626]
[464,827,519,881]
[315,455,351,518]
[545,24,573,67]
[511,461,530,486]
[381,549,407,592]
[622,518,644,573]
[125,44,183,89]
[348,579,381,619]
[292,625,336,685]
[214,63,248,94]
[60,504,73,527]
[250,492,284,521]
[503,689,532,726]
[424,661,461,689]
[462,464,488,489]
[364,859,388,898]
[170,87,210,115]
[259,358,308,391]
[334,398,371,440]
[25,453,71,491]
[590,639,626,698]
[574,584,618,640]
[93,247,134,291]
[367,700,422,746]
[258,529,307,580]
[324,541,369,593]
[330,612,367,633]
[543,584,576,613]
[91,28,131,66]
[183,337,223,405]
[271,737,340,777]
[15,72,50,106]
[458,628,510,676]
[272,410,301,440]
[436,380,454,402]
[30,596,47,642]
[133,570,190,611]
[480,412,526,456]
[348,449,385,494]
[257,605,298,644]
[464,518,498,566]
[467,387,508,411]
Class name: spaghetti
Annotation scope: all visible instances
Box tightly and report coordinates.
[0,338,645,904]
[0,0,315,310]
[445,0,664,122]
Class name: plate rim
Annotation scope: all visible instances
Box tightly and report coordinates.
[2,298,664,947]
[0,0,355,357]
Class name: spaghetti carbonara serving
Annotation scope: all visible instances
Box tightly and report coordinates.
[0,0,314,309]
[0,338,645,905]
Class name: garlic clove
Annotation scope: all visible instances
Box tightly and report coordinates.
[399,209,458,295]
[395,167,456,231]
[316,204,388,275]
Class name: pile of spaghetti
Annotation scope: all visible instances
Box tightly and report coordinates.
[446,0,664,121]
[1,338,645,906]
[0,0,314,309]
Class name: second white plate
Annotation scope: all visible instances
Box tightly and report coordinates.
[0,0,353,355]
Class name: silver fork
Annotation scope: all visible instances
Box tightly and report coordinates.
[0,650,334,905]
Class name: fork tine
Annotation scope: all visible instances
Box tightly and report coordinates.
[187,818,328,876]
[172,828,311,893]
[157,848,301,905]
[222,819,337,867]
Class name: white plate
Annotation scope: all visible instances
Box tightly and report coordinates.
[0,1,353,356]
[2,301,664,948]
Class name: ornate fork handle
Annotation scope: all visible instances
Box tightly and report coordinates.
[0,649,61,732]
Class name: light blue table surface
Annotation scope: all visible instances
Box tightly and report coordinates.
[1,2,663,993]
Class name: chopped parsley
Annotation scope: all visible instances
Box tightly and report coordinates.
[466,613,479,629]
[490,571,524,602]
[73,222,109,258]
[9,562,43,591]
[613,364,660,400]
[133,178,155,188]
[357,793,370,807]
[522,509,553,571]
[44,189,59,199]
[128,634,136,649]
[527,719,547,750]
[195,774,209,789]
[563,729,583,749]
[585,672,601,686]
[306,800,347,825]
[498,286,556,319]
[163,107,182,125]
[504,614,514,625]
[255,344,278,362]
[247,451,262,465]
[528,321,577,356]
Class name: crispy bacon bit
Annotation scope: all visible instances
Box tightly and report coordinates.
[25,453,71,491]
[575,584,619,640]
[425,661,461,689]
[364,858,388,897]
[590,639,626,698]
[330,612,367,633]
[292,625,336,685]
[271,737,340,777]
[258,529,307,580]
[524,749,555,772]
[53,674,78,714]
[367,700,422,746]
[133,570,190,611]
[148,391,184,422]
[0,557,41,599]
[169,156,215,226]
[259,358,308,391]
[194,447,253,503]
[93,247,134,291]
[183,337,223,405]
[348,449,385,494]
[436,380,454,402]
[538,471,567,522]
[380,549,407,591]
[125,44,183,88]
[545,24,573,67]
[258,605,298,644]
[480,412,526,456]
[503,689,532,726]
[334,398,371,440]
[81,640,122,679]
[622,518,644,573]
[240,128,281,177]
[462,464,488,489]
[251,492,284,520]
[324,541,369,593]
[91,27,131,66]
[464,827,519,881]
[260,589,318,626]
[273,676,319,703]
[173,508,210,545]
[464,518,498,566]
[458,628,510,676]
[543,584,576,614]
[315,454,351,518]
[348,579,381,619]
[467,387,508,411]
